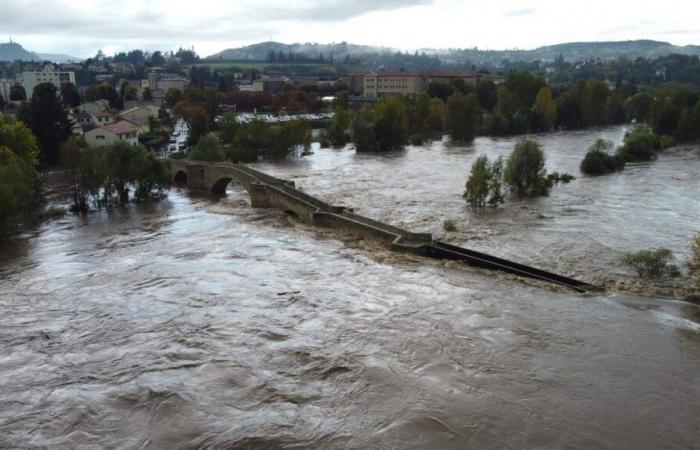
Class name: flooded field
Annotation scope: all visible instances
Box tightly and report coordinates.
[1,126,699,448]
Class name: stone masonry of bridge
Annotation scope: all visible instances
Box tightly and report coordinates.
[169,159,432,252]
[167,159,595,292]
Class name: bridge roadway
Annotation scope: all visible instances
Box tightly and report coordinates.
[169,159,596,293]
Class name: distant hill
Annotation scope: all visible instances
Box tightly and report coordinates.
[0,42,40,61]
[437,40,700,65]
[0,42,83,63]
[207,41,392,60]
[209,39,700,66]
[37,53,83,63]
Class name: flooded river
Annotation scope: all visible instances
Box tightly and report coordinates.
[1,126,699,448]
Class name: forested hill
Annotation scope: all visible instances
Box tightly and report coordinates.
[440,40,700,65]
[208,41,392,60]
[0,42,40,62]
[209,40,700,64]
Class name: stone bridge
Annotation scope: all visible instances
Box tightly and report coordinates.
[168,159,596,293]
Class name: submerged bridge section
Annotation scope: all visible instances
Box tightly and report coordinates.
[169,160,596,293]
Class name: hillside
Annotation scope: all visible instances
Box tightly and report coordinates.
[37,53,83,63]
[207,41,392,60]
[0,42,40,61]
[209,40,700,66]
[439,40,700,65]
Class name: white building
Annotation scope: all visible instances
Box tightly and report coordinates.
[22,64,76,99]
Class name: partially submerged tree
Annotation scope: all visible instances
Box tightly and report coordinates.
[464,155,504,208]
[503,139,551,197]
[580,139,626,175]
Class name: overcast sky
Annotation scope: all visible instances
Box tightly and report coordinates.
[3,0,699,58]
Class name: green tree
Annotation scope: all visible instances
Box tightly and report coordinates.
[476,79,497,111]
[24,83,72,166]
[531,87,557,131]
[218,112,239,145]
[556,84,584,129]
[328,106,352,146]
[9,85,26,101]
[425,98,446,134]
[503,71,546,111]
[615,125,659,162]
[60,82,81,108]
[581,80,611,126]
[464,155,504,208]
[165,88,183,108]
[0,116,40,231]
[625,91,653,122]
[503,139,550,197]
[580,139,626,175]
[373,97,409,151]
[352,107,377,152]
[189,133,225,162]
[446,92,480,142]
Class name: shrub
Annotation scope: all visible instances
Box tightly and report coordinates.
[547,171,576,184]
[615,125,659,162]
[580,139,626,175]
[464,155,504,208]
[443,219,457,232]
[621,248,680,279]
[690,233,700,276]
[503,140,550,198]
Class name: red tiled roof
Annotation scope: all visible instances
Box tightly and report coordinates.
[103,120,137,135]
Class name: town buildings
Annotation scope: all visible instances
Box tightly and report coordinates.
[21,64,76,99]
[148,68,188,92]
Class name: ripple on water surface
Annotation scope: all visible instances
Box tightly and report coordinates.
[1,127,699,448]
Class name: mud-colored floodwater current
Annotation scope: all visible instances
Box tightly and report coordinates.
[1,126,699,448]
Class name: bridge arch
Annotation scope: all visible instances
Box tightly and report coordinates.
[211,177,234,194]
[173,170,188,185]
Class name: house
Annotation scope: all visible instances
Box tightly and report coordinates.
[84,121,139,147]
[90,111,115,126]
[21,64,76,99]
[119,107,156,134]
[363,71,424,98]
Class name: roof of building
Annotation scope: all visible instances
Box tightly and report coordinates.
[121,115,148,126]
[103,120,138,135]
[370,71,422,77]
[424,71,468,78]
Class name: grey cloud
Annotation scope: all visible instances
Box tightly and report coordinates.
[2,0,432,55]
[265,0,434,21]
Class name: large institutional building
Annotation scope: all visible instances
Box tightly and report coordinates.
[21,65,76,99]
[352,71,504,98]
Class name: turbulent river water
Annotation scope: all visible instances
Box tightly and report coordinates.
[1,126,699,448]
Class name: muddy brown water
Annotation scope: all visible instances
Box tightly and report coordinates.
[1,126,699,448]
